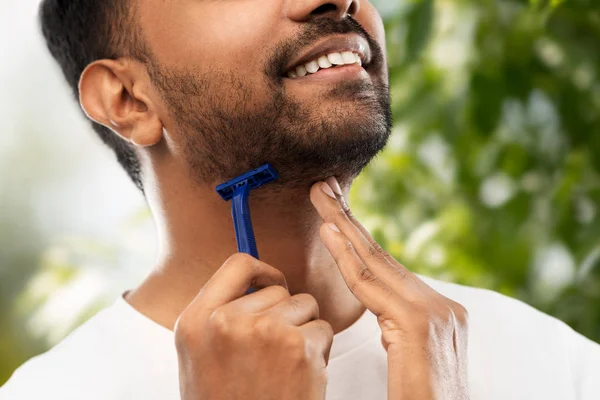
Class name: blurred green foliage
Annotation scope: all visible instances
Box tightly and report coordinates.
[352,0,600,342]
[2,0,600,387]
[0,121,56,385]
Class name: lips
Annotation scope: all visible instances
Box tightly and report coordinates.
[282,34,372,77]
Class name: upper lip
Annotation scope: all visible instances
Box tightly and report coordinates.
[283,34,372,75]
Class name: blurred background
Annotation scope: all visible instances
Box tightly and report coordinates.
[1,0,599,385]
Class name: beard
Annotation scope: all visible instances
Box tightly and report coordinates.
[145,17,392,191]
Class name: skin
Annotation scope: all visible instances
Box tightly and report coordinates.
[77,0,469,398]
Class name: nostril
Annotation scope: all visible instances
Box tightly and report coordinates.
[311,3,338,16]
[348,1,358,15]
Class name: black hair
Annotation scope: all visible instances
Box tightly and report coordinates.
[38,0,150,191]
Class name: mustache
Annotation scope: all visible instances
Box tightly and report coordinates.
[267,16,384,78]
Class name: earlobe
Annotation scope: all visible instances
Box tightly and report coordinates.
[130,117,164,147]
[78,59,163,147]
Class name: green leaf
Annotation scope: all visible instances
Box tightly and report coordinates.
[405,0,434,62]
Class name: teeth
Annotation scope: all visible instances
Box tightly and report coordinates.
[305,60,319,74]
[287,51,363,79]
[296,65,307,77]
[341,51,356,64]
[328,52,344,65]
[318,55,332,69]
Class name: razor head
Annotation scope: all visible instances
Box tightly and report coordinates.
[216,163,279,201]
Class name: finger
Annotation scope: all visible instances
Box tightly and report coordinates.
[312,178,405,271]
[192,253,288,313]
[318,222,409,319]
[219,284,291,314]
[298,319,335,365]
[263,293,320,326]
[310,179,421,297]
[325,177,399,266]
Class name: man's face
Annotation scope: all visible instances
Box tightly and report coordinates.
[138,0,391,187]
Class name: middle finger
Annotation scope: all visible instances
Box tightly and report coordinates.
[309,180,423,299]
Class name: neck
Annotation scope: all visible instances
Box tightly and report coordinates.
[126,162,365,334]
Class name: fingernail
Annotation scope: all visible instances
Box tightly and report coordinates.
[325,177,343,196]
[328,223,340,233]
[321,182,337,199]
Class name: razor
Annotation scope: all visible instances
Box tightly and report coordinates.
[216,163,279,260]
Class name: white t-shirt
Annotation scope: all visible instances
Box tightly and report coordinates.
[2,276,599,399]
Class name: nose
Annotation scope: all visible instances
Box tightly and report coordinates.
[287,0,360,22]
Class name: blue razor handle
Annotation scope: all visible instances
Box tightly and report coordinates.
[231,182,258,258]
[216,164,279,292]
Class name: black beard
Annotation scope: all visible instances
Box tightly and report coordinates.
[145,17,392,191]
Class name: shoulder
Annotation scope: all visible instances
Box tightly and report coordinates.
[0,297,178,400]
[417,274,580,344]
[419,275,600,396]
[418,274,566,328]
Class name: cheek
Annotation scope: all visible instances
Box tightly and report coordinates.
[142,1,280,79]
[357,4,387,58]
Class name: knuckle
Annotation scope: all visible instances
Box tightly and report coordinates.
[393,266,410,281]
[283,332,309,361]
[311,321,333,347]
[306,322,334,360]
[342,203,353,216]
[357,266,377,283]
[439,306,455,326]
[334,242,356,270]
[343,240,355,253]
[266,284,290,301]
[206,308,231,335]
[273,268,287,286]
[174,314,195,347]
[452,302,469,326]
[430,301,454,322]
[286,331,307,349]
[286,296,304,313]
[319,320,334,341]
[227,252,251,264]
[293,293,319,316]
[260,265,287,289]
[253,315,278,339]
[366,243,387,262]
[226,252,258,272]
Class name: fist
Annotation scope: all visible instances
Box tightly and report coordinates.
[175,253,334,400]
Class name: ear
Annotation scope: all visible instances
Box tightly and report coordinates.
[78,59,163,147]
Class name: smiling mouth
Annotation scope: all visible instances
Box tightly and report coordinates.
[284,50,365,79]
